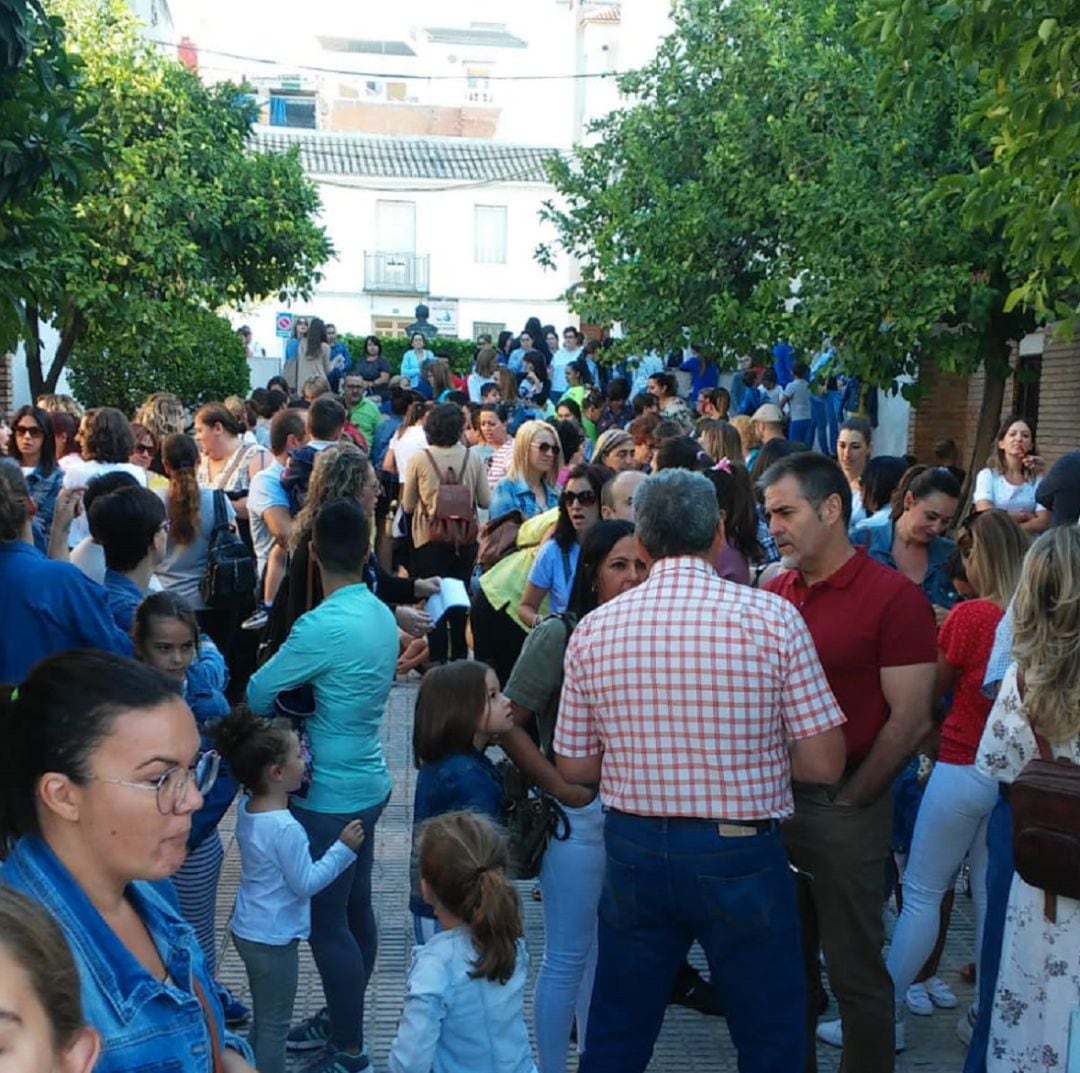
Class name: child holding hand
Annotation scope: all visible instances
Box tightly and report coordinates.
[211,707,366,1073]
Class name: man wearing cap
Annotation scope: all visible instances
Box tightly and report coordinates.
[753,403,787,447]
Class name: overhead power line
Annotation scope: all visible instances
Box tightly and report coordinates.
[153,39,632,82]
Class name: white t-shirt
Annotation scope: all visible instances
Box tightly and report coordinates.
[62,461,148,546]
[973,468,1046,515]
[246,460,289,586]
[550,347,582,393]
[781,378,812,421]
[230,798,357,946]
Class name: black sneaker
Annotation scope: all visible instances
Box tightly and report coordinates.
[669,962,724,1017]
[287,1007,331,1052]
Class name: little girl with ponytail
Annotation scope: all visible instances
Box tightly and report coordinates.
[389,810,538,1073]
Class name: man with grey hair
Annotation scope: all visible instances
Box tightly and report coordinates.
[555,468,847,1073]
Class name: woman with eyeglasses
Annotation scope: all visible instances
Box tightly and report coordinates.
[132,594,241,1001]
[0,650,257,1073]
[489,420,562,521]
[7,404,63,550]
[517,464,608,629]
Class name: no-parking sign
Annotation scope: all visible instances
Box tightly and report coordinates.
[275,311,295,339]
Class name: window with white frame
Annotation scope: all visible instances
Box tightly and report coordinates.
[474,204,507,264]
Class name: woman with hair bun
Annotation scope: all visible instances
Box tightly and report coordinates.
[194,402,270,521]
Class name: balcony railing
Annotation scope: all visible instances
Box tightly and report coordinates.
[363,252,430,294]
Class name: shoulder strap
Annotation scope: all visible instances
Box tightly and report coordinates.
[211,490,229,534]
[214,445,247,490]
[192,977,225,1073]
[422,448,445,482]
[1016,668,1053,760]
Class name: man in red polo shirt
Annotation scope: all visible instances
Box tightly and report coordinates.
[762,452,937,1073]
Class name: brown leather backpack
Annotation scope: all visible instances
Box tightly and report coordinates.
[423,447,479,548]
[1011,731,1080,923]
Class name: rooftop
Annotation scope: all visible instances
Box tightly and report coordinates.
[316,36,416,56]
[422,24,527,49]
[251,128,559,183]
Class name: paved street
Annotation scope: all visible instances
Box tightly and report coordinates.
[213,682,977,1072]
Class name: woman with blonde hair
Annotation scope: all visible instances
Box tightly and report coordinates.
[975,526,1080,1071]
[729,414,759,466]
[887,510,1028,1038]
[489,420,561,520]
[696,419,744,466]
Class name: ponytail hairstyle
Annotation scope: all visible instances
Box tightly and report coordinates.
[161,432,201,544]
[195,402,245,440]
[417,810,523,983]
[208,705,293,794]
[0,651,181,853]
[890,464,962,522]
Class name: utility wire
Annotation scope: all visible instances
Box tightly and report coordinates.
[152,38,631,82]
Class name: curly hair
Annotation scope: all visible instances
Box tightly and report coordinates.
[1012,526,1080,743]
[134,392,186,442]
[290,443,372,552]
[81,407,134,463]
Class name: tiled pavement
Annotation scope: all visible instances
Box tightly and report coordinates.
[213,682,978,1072]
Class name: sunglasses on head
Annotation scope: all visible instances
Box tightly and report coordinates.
[562,489,597,506]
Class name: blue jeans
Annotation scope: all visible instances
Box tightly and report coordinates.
[293,796,388,1052]
[535,797,605,1073]
[789,418,814,449]
[962,791,1013,1073]
[581,811,806,1073]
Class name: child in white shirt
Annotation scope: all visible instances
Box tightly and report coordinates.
[211,707,365,1073]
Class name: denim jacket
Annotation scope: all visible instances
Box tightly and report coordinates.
[489,476,559,522]
[850,517,959,610]
[388,928,537,1073]
[0,836,253,1071]
[409,751,504,917]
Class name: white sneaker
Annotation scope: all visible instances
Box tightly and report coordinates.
[905,983,934,1016]
[923,975,958,1009]
[957,1005,977,1046]
[815,1019,843,1048]
[815,1014,906,1053]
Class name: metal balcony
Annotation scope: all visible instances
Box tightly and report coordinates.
[363,252,430,294]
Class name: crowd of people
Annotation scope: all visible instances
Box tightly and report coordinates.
[0,320,1079,1073]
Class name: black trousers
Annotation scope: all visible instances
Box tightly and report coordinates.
[412,541,477,663]
[469,586,528,686]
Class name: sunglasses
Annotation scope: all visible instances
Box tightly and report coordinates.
[562,489,597,506]
[534,442,558,454]
[133,442,154,455]
[14,425,44,439]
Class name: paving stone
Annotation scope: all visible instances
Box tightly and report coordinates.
[212,682,977,1072]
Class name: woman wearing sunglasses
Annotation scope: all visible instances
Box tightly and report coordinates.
[489,419,562,521]
[7,404,63,550]
[517,464,608,628]
[0,650,256,1073]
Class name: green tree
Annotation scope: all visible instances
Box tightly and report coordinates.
[866,1,1080,324]
[0,0,93,346]
[540,0,1037,477]
[12,0,331,401]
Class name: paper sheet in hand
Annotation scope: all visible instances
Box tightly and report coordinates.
[425,578,470,624]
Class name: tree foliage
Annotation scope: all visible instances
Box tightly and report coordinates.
[67,308,249,413]
[539,0,1043,482]
[865,1,1080,324]
[8,0,332,402]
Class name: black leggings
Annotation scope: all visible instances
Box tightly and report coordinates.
[412,541,477,663]
[470,587,529,686]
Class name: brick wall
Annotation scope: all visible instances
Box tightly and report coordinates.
[328,102,501,139]
[1033,329,1080,463]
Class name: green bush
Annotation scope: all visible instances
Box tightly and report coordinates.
[68,307,250,413]
[339,333,479,376]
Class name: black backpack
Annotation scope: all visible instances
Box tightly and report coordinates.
[200,490,257,608]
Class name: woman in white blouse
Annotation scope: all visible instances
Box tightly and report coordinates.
[973,416,1050,533]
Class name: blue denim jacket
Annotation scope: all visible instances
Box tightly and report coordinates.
[388,928,536,1073]
[850,517,958,609]
[1,836,252,1071]
[409,751,503,917]
[489,476,560,521]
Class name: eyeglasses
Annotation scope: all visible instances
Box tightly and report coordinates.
[562,489,597,506]
[534,442,558,455]
[89,751,220,815]
[14,425,44,439]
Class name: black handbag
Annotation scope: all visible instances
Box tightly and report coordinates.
[200,490,257,608]
[500,760,570,881]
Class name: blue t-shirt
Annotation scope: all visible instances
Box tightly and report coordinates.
[247,460,289,586]
[527,540,580,614]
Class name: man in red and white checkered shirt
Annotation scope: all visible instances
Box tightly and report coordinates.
[555,468,847,1073]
